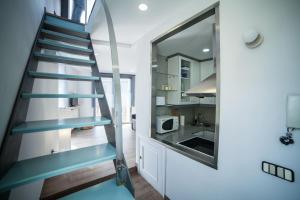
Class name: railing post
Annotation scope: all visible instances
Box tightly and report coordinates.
[85,0,88,24]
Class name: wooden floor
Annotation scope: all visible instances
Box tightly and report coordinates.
[40,167,164,200]
[131,171,164,200]
[40,125,163,199]
[41,170,164,200]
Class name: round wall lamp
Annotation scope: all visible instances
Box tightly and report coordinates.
[243,29,264,48]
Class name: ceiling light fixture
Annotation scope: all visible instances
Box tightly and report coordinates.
[138,3,148,11]
[202,48,210,53]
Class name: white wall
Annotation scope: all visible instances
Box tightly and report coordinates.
[57,42,137,118]
[44,0,61,15]
[9,55,62,200]
[93,44,137,74]
[135,0,300,199]
[18,60,60,161]
[0,0,45,148]
[0,1,62,199]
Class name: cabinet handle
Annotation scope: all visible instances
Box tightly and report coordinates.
[139,156,142,159]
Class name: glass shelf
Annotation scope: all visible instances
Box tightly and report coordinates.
[157,89,177,92]
[156,104,216,108]
[181,67,190,71]
[153,71,178,77]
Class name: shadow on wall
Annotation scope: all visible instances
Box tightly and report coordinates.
[0,0,45,147]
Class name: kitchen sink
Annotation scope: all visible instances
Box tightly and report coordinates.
[177,137,214,156]
[193,131,215,141]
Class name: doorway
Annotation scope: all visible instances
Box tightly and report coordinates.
[96,76,133,124]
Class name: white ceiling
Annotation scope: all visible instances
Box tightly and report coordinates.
[157,15,215,60]
[90,0,201,44]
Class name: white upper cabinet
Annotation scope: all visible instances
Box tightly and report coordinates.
[200,60,215,81]
[167,55,201,105]
[200,60,216,104]
[190,59,201,103]
[166,56,216,105]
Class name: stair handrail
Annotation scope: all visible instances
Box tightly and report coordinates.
[86,1,134,195]
[100,0,124,183]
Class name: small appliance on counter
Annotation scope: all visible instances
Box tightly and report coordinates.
[180,115,185,126]
[156,96,166,106]
[156,115,179,134]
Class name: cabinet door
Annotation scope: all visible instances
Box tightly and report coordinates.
[139,139,165,195]
[200,60,216,104]
[167,56,180,104]
[200,60,215,81]
[190,60,201,103]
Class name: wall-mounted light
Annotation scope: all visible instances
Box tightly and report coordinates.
[138,3,148,11]
[243,29,263,48]
[202,48,210,53]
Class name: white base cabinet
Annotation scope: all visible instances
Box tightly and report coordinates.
[138,137,166,195]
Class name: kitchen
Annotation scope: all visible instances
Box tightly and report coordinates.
[150,11,220,168]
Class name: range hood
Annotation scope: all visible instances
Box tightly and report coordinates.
[186,73,216,98]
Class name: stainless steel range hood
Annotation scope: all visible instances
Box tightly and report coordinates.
[186,73,216,98]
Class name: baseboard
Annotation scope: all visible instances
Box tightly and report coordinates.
[164,195,171,200]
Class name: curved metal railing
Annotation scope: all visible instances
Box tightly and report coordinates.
[100,0,125,183]
[87,0,134,195]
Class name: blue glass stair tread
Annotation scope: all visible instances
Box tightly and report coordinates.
[45,15,85,32]
[44,20,88,36]
[12,117,111,134]
[41,29,90,43]
[34,52,96,66]
[38,39,93,54]
[28,71,99,81]
[21,93,104,99]
[60,179,134,200]
[0,144,116,192]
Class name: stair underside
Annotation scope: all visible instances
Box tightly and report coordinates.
[45,15,85,32]
[38,39,93,55]
[34,52,95,66]
[21,93,103,99]
[60,179,134,200]
[44,21,89,39]
[12,116,111,134]
[41,29,90,46]
[0,144,116,192]
[28,71,100,81]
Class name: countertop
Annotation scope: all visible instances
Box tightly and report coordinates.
[153,125,215,145]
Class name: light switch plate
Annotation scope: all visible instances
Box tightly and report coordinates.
[263,162,269,173]
[277,167,284,178]
[262,161,295,182]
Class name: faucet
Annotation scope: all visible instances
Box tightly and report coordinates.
[197,113,205,126]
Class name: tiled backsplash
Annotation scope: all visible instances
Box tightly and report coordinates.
[195,106,216,125]
[156,105,216,126]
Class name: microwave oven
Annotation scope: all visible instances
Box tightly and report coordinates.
[156,115,179,134]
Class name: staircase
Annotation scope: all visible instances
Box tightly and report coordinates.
[0,7,134,200]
